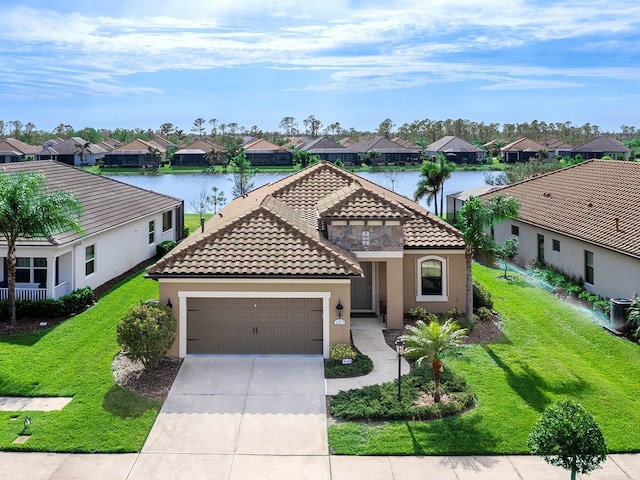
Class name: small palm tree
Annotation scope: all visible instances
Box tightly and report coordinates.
[414,160,442,215]
[401,319,468,402]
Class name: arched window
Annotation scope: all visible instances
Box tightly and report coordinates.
[416,256,447,302]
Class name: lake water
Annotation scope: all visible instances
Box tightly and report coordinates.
[108,170,488,214]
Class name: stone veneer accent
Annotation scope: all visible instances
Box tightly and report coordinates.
[327,222,404,251]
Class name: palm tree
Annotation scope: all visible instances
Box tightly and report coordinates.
[74,141,91,165]
[435,152,456,215]
[401,319,468,402]
[458,195,520,322]
[0,172,83,324]
[414,160,442,215]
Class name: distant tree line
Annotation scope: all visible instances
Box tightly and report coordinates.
[1,116,638,150]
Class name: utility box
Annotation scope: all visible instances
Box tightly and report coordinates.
[610,298,634,332]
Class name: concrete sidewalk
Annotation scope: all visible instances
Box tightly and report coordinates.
[2,452,639,479]
[326,317,409,395]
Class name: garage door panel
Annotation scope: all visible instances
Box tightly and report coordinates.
[187,297,323,354]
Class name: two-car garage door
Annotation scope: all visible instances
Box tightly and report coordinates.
[187,297,323,354]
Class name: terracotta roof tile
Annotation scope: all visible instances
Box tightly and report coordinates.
[148,161,465,277]
[148,205,362,277]
[482,160,640,258]
[318,182,412,220]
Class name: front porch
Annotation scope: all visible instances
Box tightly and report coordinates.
[0,252,74,301]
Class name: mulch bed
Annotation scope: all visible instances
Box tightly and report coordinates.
[111,353,183,403]
[383,313,503,351]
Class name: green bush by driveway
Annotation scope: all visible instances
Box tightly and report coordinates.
[328,264,640,455]
[0,271,160,452]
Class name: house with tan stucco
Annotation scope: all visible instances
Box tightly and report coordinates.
[147,161,466,358]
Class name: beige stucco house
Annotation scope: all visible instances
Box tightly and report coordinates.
[147,162,466,358]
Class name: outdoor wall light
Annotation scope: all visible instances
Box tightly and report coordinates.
[167,298,173,308]
[336,300,344,319]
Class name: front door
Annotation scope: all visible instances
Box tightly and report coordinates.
[351,262,373,310]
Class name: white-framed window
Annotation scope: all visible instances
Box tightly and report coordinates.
[15,257,47,285]
[148,220,155,244]
[361,231,370,246]
[585,250,594,285]
[85,245,96,276]
[162,210,173,232]
[416,255,448,302]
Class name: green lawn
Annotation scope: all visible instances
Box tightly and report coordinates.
[0,271,160,452]
[328,264,640,455]
[184,213,212,234]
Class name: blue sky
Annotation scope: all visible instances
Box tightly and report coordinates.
[2,0,640,134]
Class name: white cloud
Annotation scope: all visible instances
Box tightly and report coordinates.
[1,1,640,98]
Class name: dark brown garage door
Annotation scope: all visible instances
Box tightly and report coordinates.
[187,297,323,354]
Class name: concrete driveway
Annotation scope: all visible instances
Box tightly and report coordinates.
[133,355,329,479]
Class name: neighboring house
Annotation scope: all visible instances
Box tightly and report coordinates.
[338,137,356,148]
[573,135,631,160]
[446,185,502,222]
[542,138,574,158]
[0,138,40,163]
[391,137,420,150]
[500,137,549,163]
[424,136,487,164]
[35,137,107,166]
[103,139,166,167]
[97,138,120,152]
[242,138,293,166]
[147,161,466,358]
[0,160,184,301]
[294,137,356,164]
[172,139,227,167]
[482,160,640,300]
[150,136,177,151]
[349,136,421,165]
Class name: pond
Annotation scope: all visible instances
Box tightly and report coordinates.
[107,169,488,214]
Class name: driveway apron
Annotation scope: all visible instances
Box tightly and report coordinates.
[136,355,329,479]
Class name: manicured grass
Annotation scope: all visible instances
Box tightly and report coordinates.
[328,264,640,455]
[184,213,213,235]
[0,271,160,452]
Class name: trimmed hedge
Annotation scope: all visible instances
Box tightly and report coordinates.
[156,240,176,258]
[325,353,373,378]
[473,280,493,310]
[0,287,95,321]
[329,365,475,420]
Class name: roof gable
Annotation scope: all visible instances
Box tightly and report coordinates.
[148,201,362,278]
[427,136,484,153]
[349,136,413,153]
[318,182,412,220]
[243,138,283,151]
[0,138,40,155]
[111,138,165,153]
[501,137,547,152]
[574,135,630,153]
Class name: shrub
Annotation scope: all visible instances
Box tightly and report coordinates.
[476,306,493,322]
[156,240,176,258]
[329,365,475,420]
[473,281,493,310]
[330,343,356,361]
[116,302,177,369]
[0,287,94,321]
[183,226,190,237]
[407,306,437,323]
[325,353,373,378]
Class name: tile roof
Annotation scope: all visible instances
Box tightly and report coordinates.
[148,162,464,278]
[574,135,630,153]
[426,136,485,153]
[501,137,547,152]
[111,138,166,154]
[542,138,573,150]
[349,136,415,153]
[36,137,107,156]
[175,139,227,154]
[481,160,640,259]
[0,160,182,247]
[243,138,285,151]
[318,182,412,220]
[0,138,40,155]
[148,198,362,278]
